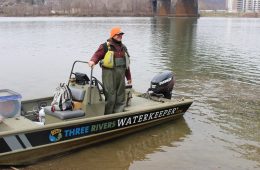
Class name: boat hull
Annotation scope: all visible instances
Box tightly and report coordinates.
[0,99,192,165]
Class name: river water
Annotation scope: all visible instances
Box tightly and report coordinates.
[0,17,259,170]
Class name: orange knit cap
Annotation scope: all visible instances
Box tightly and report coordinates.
[110,27,124,38]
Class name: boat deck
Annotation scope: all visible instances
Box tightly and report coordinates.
[0,116,39,132]
[125,94,163,111]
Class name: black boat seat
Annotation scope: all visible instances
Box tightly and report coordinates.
[44,106,85,120]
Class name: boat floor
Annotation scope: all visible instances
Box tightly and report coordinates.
[125,94,165,111]
[0,116,39,132]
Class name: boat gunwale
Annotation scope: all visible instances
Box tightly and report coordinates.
[0,98,193,136]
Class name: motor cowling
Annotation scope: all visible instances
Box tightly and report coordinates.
[149,71,175,99]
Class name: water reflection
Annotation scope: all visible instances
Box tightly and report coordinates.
[26,118,190,170]
[150,17,197,77]
[147,17,260,166]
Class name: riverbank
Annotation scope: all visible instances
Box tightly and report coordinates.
[199,11,260,18]
[1,11,259,18]
[0,0,152,17]
[0,0,199,17]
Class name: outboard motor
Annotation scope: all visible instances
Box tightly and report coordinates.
[148,71,175,99]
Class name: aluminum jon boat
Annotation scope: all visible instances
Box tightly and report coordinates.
[0,61,193,165]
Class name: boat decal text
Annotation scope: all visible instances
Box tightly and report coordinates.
[45,107,179,143]
[49,126,91,142]
[90,121,116,133]
[117,107,177,127]
[64,126,90,137]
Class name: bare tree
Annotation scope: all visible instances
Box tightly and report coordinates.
[0,0,155,16]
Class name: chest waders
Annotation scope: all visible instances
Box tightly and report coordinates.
[102,58,126,114]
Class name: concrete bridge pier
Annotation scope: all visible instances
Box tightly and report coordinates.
[155,0,198,17]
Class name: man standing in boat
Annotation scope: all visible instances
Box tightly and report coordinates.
[88,26,132,114]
